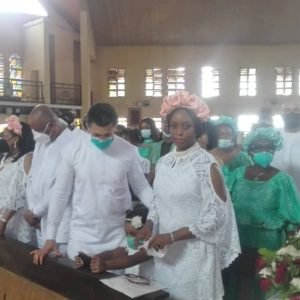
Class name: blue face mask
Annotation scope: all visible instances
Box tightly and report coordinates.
[91,136,114,150]
[140,129,152,139]
[252,151,274,168]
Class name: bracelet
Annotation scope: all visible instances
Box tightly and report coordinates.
[169,232,175,244]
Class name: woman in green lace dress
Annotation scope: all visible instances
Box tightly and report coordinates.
[224,127,300,300]
[138,118,160,160]
[209,115,252,187]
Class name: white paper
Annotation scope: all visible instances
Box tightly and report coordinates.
[100,276,164,299]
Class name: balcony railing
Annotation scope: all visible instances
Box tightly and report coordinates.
[51,82,81,106]
[0,78,44,103]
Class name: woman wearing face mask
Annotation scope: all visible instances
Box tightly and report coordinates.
[0,115,36,244]
[143,91,240,300]
[210,115,252,186]
[138,118,160,160]
[224,127,300,300]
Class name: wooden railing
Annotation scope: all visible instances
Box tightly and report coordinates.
[0,78,44,103]
[0,239,168,300]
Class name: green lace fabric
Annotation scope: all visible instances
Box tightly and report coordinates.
[229,166,300,250]
[221,151,253,188]
[138,139,153,159]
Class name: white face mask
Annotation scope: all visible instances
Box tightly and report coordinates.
[140,129,152,139]
[33,130,51,144]
[218,139,233,149]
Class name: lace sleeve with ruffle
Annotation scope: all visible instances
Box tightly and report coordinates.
[189,152,241,268]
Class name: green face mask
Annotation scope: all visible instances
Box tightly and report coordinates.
[91,136,114,150]
[126,235,144,250]
[252,151,274,168]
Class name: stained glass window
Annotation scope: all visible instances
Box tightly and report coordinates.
[9,54,23,97]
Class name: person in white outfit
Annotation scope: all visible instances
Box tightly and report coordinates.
[25,105,74,253]
[272,102,300,192]
[148,91,240,300]
[31,103,156,265]
[0,116,36,245]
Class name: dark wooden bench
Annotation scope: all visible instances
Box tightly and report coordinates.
[0,239,169,300]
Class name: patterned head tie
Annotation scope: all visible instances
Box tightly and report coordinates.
[243,127,283,152]
[211,115,238,134]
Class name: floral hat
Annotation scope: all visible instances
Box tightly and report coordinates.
[243,127,283,152]
[5,115,22,136]
[160,90,210,121]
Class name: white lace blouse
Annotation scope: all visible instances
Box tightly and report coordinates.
[0,155,36,245]
[152,143,240,300]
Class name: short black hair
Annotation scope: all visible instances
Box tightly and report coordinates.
[126,204,149,224]
[167,107,204,138]
[86,103,118,127]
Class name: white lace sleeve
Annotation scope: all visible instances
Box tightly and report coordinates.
[3,157,26,211]
[188,157,241,268]
[189,195,227,244]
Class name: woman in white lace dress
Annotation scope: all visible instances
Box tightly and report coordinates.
[148,92,241,300]
[0,115,36,245]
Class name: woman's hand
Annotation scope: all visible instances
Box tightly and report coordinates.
[74,256,84,269]
[148,233,173,251]
[90,256,107,274]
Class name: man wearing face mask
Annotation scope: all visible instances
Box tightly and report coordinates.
[272,102,300,192]
[31,103,157,267]
[25,105,74,252]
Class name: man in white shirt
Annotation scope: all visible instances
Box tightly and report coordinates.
[25,105,74,251]
[272,102,300,192]
[31,103,156,264]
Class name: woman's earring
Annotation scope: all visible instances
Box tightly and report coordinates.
[14,140,17,149]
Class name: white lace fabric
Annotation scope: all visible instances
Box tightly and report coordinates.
[153,144,240,300]
[0,155,35,244]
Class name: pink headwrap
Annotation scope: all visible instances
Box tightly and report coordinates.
[160,91,210,121]
[6,115,22,136]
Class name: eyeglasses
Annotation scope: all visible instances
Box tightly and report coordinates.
[124,273,151,285]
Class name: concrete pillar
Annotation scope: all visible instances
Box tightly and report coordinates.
[80,0,93,117]
[43,20,51,104]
